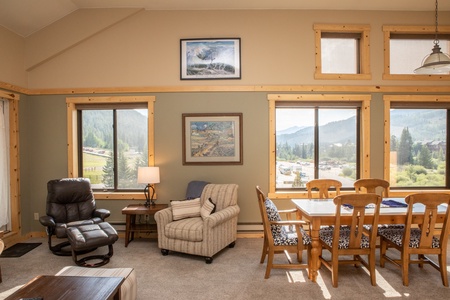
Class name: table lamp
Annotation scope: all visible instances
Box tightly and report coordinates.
[137,166,160,207]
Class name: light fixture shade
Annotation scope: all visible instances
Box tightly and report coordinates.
[137,167,160,184]
[414,44,450,74]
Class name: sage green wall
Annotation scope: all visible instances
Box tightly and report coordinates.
[20,92,388,233]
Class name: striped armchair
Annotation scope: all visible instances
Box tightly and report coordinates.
[154,184,240,263]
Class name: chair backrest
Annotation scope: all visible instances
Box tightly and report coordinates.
[333,193,381,249]
[354,178,390,197]
[46,178,96,223]
[200,184,238,212]
[185,180,210,199]
[255,186,278,243]
[403,193,450,250]
[306,179,342,199]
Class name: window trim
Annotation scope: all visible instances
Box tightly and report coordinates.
[0,90,20,242]
[314,24,371,80]
[268,94,371,199]
[66,96,155,200]
[383,25,450,81]
[383,95,450,197]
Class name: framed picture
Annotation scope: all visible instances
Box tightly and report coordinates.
[180,38,241,80]
[182,113,243,165]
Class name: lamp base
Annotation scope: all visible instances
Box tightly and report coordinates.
[143,184,156,207]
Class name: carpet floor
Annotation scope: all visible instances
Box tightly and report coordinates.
[0,237,449,299]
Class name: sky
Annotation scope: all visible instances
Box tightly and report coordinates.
[276,108,356,131]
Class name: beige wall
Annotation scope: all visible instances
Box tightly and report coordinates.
[0,26,26,87]
[3,9,449,89]
[0,9,449,234]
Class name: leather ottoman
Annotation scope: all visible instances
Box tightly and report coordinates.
[66,222,118,267]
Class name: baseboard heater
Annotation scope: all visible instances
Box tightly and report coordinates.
[107,221,263,233]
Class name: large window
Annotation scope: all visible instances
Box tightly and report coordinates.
[67,96,155,197]
[314,24,371,80]
[383,25,450,80]
[384,95,450,193]
[268,94,371,198]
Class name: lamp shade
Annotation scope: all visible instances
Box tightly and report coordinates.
[414,44,450,74]
[137,167,160,184]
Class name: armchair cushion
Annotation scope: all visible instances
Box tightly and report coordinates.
[165,217,203,241]
[171,198,201,220]
[200,197,216,219]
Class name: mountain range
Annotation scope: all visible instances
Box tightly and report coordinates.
[277,109,445,146]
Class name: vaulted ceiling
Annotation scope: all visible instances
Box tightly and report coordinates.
[1,0,449,37]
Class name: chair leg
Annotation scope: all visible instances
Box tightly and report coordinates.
[438,253,449,287]
[260,237,268,263]
[369,252,377,286]
[380,238,387,267]
[265,249,274,279]
[418,254,425,268]
[401,252,409,286]
[331,254,339,288]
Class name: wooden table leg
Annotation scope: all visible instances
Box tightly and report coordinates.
[125,215,131,247]
[309,219,321,282]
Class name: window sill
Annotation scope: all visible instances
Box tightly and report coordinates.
[93,192,145,200]
[314,73,371,80]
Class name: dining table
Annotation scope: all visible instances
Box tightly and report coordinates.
[291,197,448,282]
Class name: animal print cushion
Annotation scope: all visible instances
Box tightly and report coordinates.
[379,228,440,248]
[264,198,311,246]
[319,227,370,249]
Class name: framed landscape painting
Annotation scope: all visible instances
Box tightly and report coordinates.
[182,113,243,165]
[180,38,241,80]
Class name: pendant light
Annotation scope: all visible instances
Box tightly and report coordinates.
[414,0,450,74]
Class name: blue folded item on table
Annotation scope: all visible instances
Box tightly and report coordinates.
[381,199,407,208]
[342,199,407,210]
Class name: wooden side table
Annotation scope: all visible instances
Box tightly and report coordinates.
[121,204,168,247]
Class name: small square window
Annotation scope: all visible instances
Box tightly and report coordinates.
[314,24,371,80]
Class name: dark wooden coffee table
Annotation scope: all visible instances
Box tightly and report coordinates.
[5,275,124,300]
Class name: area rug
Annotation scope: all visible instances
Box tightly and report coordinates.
[0,243,42,257]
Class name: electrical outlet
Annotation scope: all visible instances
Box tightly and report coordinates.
[34,212,39,220]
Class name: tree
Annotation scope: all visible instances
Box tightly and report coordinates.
[398,127,413,165]
[390,135,398,151]
[418,145,433,169]
[102,154,114,188]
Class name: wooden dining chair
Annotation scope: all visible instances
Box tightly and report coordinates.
[354,178,400,235]
[319,193,382,287]
[354,178,390,197]
[255,186,311,279]
[379,192,450,287]
[306,179,342,199]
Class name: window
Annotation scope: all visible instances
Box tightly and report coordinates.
[383,26,450,80]
[384,95,450,194]
[268,94,371,198]
[314,24,371,80]
[67,96,155,198]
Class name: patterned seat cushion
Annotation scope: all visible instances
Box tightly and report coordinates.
[378,228,440,248]
[264,198,311,246]
[319,227,370,249]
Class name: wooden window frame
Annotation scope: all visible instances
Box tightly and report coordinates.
[383,95,450,197]
[383,25,450,81]
[0,90,20,244]
[268,94,371,199]
[314,24,371,80]
[66,96,155,200]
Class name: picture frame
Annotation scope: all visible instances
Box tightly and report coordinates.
[182,113,243,165]
[180,38,241,80]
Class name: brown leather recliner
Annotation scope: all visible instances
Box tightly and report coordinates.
[39,178,111,256]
